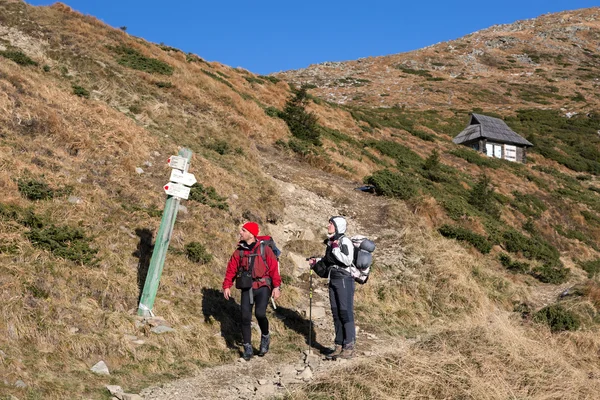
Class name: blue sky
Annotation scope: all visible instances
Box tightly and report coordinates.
[27,1,599,75]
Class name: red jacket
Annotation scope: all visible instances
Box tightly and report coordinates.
[223,240,281,290]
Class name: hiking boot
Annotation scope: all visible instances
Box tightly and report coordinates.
[242,343,253,360]
[339,343,354,359]
[258,334,270,357]
[325,344,343,360]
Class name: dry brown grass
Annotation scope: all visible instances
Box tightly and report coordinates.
[0,2,600,399]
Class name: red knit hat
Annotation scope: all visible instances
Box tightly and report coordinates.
[242,222,259,237]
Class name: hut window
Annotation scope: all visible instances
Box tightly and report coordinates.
[486,143,502,158]
[505,145,517,162]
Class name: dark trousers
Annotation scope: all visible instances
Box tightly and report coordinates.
[240,286,271,344]
[329,276,355,346]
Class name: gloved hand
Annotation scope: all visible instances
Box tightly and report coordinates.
[331,241,339,249]
[309,258,317,267]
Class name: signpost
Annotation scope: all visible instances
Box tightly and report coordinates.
[137,148,196,317]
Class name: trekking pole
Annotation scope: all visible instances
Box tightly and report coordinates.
[308,266,313,354]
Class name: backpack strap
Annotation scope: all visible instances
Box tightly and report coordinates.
[239,243,271,286]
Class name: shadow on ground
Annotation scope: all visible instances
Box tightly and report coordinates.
[274,305,329,354]
[133,228,154,304]
[201,287,243,351]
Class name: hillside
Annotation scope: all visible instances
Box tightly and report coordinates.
[1,1,600,399]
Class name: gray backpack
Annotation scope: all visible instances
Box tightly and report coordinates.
[349,235,376,284]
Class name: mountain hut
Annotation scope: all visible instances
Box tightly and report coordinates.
[453,113,533,163]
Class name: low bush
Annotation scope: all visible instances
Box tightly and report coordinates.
[438,224,492,254]
[26,225,98,265]
[264,106,282,119]
[0,49,38,66]
[185,242,213,264]
[534,304,580,332]
[499,253,530,274]
[72,84,90,98]
[112,46,172,74]
[17,178,55,201]
[579,259,600,279]
[188,183,228,210]
[364,169,418,200]
[501,228,561,266]
[530,263,570,284]
[110,45,173,75]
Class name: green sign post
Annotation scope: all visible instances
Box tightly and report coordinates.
[137,148,194,317]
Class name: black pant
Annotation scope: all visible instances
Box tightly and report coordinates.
[329,276,355,346]
[240,286,271,344]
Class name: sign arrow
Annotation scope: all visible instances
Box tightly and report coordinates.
[169,169,197,187]
[167,155,188,171]
[163,182,191,200]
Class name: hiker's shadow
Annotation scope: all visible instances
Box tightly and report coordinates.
[133,228,154,304]
[275,306,328,354]
[201,288,242,349]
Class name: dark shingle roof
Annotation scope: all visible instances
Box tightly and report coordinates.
[453,113,533,147]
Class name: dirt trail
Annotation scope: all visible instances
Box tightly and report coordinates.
[140,148,411,399]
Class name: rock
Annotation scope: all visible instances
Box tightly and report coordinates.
[122,394,143,400]
[135,167,144,174]
[305,306,326,320]
[150,325,175,334]
[14,380,27,388]
[91,361,110,375]
[298,366,313,381]
[68,196,82,204]
[255,384,277,396]
[106,385,123,397]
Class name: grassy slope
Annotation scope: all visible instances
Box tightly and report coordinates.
[0,1,599,399]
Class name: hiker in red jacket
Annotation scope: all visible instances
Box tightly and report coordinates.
[223,222,281,360]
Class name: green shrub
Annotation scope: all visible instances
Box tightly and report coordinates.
[201,69,233,88]
[154,81,173,88]
[17,178,55,201]
[205,140,230,155]
[501,228,561,266]
[363,140,422,169]
[0,202,21,221]
[468,174,501,219]
[581,210,600,226]
[510,191,547,218]
[259,75,280,84]
[534,304,580,332]
[26,225,98,265]
[281,86,321,145]
[110,45,173,75]
[281,274,293,285]
[410,129,436,141]
[287,139,316,156]
[188,183,228,210]
[264,106,282,118]
[185,242,213,264]
[499,253,530,274]
[396,65,432,77]
[72,85,90,98]
[530,263,570,284]
[364,169,418,200]
[579,259,600,279]
[438,224,492,254]
[0,49,38,66]
[43,64,50,72]
[448,147,502,169]
[244,76,265,85]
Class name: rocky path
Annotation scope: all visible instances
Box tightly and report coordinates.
[138,148,410,399]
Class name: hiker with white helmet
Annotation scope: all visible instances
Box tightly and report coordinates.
[310,216,356,359]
